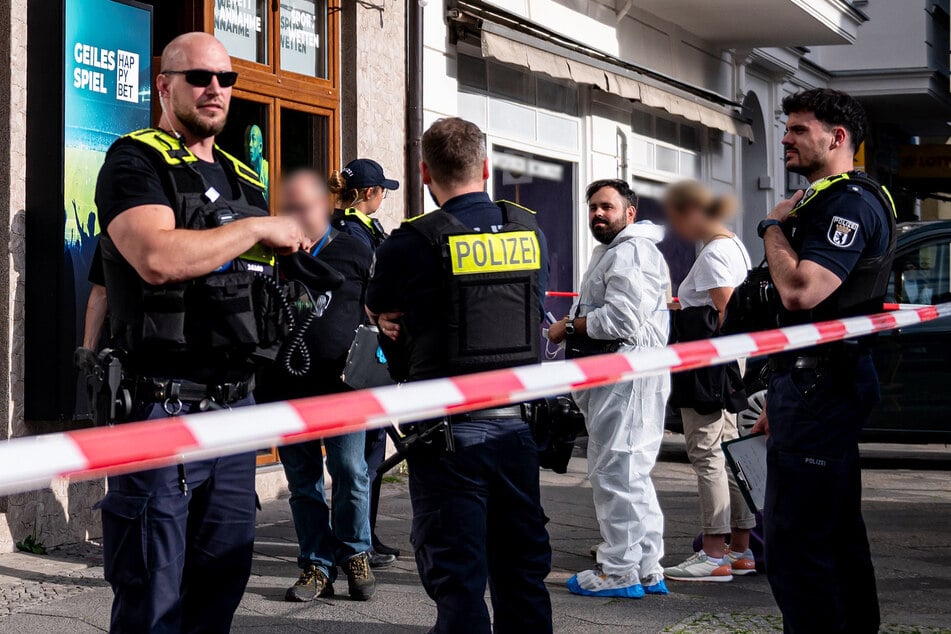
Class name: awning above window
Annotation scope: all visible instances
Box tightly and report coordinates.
[481,28,754,141]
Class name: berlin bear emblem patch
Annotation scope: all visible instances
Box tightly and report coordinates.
[827,216,859,248]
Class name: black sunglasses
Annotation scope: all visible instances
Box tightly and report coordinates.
[162,69,239,88]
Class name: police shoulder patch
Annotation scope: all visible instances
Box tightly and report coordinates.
[827,215,859,248]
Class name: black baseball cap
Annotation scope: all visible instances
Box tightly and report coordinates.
[342,158,400,190]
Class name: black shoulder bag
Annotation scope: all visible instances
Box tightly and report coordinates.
[670,237,748,414]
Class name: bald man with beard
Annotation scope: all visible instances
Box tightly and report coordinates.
[93,33,308,633]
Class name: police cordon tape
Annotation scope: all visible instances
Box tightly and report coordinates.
[1,302,949,497]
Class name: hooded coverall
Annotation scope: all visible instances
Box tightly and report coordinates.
[572,221,671,583]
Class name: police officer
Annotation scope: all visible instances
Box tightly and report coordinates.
[94,33,308,632]
[752,89,895,634]
[328,157,401,567]
[366,117,553,634]
[329,158,397,250]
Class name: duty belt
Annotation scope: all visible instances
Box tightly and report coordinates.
[135,376,255,411]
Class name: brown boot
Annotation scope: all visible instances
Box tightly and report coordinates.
[343,552,376,600]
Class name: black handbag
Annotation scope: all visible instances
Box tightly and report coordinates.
[669,305,748,414]
[565,334,622,359]
[721,260,782,335]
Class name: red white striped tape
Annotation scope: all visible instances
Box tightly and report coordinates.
[0,303,947,496]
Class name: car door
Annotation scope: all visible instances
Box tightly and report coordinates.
[869,232,951,441]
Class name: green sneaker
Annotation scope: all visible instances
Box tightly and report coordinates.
[285,565,334,602]
[344,552,376,601]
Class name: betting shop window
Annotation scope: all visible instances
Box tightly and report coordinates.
[214,0,269,65]
[279,0,328,79]
[218,97,272,199]
[212,0,331,81]
[281,106,330,174]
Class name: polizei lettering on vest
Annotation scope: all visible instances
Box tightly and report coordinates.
[448,231,541,275]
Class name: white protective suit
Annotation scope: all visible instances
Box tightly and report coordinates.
[572,221,671,582]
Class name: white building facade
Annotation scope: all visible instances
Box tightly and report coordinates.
[421,0,870,292]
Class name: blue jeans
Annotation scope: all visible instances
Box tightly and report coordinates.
[279,431,372,579]
[409,419,553,634]
[97,397,257,634]
[765,353,880,634]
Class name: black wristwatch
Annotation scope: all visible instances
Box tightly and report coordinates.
[758,219,782,239]
[564,319,576,336]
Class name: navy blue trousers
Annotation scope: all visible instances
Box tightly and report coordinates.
[764,354,880,634]
[365,426,388,543]
[408,419,553,634]
[97,398,257,633]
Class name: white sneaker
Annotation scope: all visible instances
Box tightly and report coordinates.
[663,551,734,583]
[725,548,757,576]
[567,565,645,598]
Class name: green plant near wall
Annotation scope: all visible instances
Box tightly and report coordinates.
[15,519,47,555]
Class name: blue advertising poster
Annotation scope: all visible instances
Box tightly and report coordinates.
[63,0,151,344]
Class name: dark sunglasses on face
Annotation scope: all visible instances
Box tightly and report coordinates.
[162,69,239,88]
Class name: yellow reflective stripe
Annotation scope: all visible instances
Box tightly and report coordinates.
[345,208,375,230]
[496,199,538,215]
[448,231,541,275]
[881,185,898,218]
[123,128,198,165]
[239,243,276,267]
[790,173,851,216]
[215,146,266,190]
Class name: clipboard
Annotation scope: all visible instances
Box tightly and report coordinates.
[722,433,768,514]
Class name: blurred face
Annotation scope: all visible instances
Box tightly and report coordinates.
[158,39,233,139]
[588,186,635,245]
[782,111,834,178]
[281,176,330,240]
[665,202,706,242]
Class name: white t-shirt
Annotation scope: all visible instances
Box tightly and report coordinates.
[678,235,751,309]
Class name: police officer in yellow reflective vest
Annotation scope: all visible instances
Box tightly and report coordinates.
[366,118,553,634]
[93,33,309,633]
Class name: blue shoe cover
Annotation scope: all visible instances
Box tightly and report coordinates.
[644,579,669,595]
[566,574,645,599]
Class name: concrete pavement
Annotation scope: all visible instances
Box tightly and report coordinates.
[0,438,949,633]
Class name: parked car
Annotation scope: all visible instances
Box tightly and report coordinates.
[667,221,951,444]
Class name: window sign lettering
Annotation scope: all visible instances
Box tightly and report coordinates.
[280,0,326,78]
[215,0,267,64]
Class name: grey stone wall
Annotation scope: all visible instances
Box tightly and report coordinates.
[0,1,105,552]
[342,0,408,231]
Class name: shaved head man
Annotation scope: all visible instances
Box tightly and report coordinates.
[94,33,308,633]
[157,32,232,140]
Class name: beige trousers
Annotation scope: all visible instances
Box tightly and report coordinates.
[680,407,757,535]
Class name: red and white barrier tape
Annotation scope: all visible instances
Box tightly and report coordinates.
[1,303,948,496]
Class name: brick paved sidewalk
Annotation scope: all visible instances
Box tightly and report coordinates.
[0,441,948,633]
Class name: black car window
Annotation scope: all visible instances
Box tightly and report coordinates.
[890,240,951,305]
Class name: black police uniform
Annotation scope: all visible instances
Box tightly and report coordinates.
[764,172,895,634]
[333,207,388,252]
[93,128,272,633]
[366,192,553,634]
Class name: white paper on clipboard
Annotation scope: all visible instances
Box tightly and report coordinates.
[722,433,768,513]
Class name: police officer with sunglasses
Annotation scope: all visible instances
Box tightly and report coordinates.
[94,32,308,633]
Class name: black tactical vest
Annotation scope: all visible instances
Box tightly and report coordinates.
[401,201,543,380]
[100,128,280,380]
[781,171,897,325]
